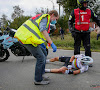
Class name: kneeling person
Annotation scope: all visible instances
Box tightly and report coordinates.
[45,54,93,75]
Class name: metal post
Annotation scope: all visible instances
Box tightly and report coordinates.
[49,0,55,9]
[59,4,60,16]
[57,0,61,16]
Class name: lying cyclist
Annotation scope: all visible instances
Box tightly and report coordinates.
[45,54,93,75]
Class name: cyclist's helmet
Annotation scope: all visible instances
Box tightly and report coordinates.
[77,0,89,10]
[80,56,93,65]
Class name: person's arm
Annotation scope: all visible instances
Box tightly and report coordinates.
[39,17,52,44]
[68,10,75,33]
[42,30,52,44]
[73,69,81,75]
[67,55,75,70]
[42,30,57,52]
[69,55,75,62]
[91,10,100,27]
[39,17,57,52]
[73,65,88,75]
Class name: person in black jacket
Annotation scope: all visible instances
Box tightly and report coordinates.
[60,27,64,40]
[68,0,100,59]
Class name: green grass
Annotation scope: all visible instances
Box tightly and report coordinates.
[50,32,100,52]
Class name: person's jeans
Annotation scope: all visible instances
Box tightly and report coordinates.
[23,44,47,82]
[61,34,64,40]
[97,34,100,40]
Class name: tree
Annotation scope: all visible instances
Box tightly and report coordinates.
[57,0,77,16]
[10,16,31,29]
[57,0,100,16]
[35,8,49,14]
[0,14,9,29]
[11,5,24,20]
[88,0,100,17]
[56,16,68,30]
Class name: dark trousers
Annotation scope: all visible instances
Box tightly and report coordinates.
[61,34,64,40]
[24,44,47,82]
[73,32,91,57]
[59,56,71,66]
[97,34,100,40]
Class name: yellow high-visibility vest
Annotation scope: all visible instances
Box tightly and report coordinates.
[14,14,50,47]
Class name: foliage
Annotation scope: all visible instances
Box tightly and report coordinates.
[51,31,100,51]
[57,0,100,17]
[9,5,31,29]
[0,14,10,29]
[10,16,31,29]
[35,8,49,14]
[57,0,77,15]
[58,15,69,28]
[88,0,100,17]
[11,5,24,20]
[51,33,74,48]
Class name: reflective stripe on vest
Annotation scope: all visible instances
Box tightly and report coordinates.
[23,24,45,42]
[14,14,50,47]
[29,18,39,28]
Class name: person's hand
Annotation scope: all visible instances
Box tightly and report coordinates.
[67,65,72,70]
[64,70,69,74]
[40,43,46,50]
[51,42,57,52]
[64,70,73,74]
[72,32,76,37]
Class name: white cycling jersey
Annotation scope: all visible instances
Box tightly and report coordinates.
[72,54,88,73]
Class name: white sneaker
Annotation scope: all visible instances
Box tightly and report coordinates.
[46,59,50,63]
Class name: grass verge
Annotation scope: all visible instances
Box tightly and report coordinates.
[50,32,100,52]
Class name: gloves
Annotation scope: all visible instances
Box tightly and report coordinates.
[67,65,72,70]
[51,42,57,52]
[72,32,76,37]
[64,70,69,74]
[40,43,46,50]
[67,62,72,70]
[64,70,73,74]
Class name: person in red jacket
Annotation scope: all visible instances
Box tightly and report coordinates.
[68,0,100,67]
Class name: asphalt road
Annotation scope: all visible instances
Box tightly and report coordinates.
[0,49,100,90]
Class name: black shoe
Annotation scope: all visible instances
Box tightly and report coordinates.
[34,80,50,85]
[89,64,93,67]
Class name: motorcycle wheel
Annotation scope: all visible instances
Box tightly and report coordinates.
[0,49,10,62]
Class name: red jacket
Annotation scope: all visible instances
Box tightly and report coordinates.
[74,8,91,31]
